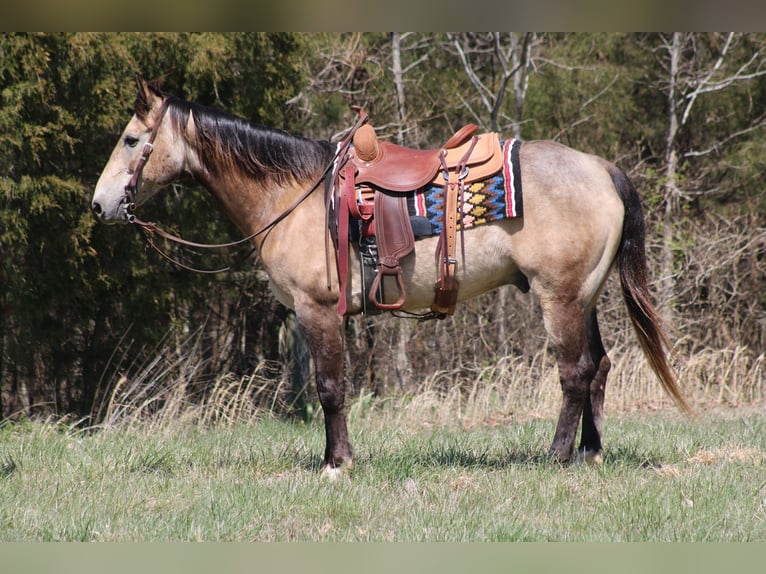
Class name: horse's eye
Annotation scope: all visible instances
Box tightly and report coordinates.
[124,136,139,148]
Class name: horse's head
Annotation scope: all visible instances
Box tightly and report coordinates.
[92,75,185,223]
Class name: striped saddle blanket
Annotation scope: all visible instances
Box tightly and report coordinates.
[406,138,523,236]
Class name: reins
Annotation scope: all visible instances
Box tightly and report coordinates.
[127,175,324,274]
[124,99,369,275]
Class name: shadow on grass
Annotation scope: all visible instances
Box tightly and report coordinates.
[270,417,680,475]
[293,444,673,475]
[413,445,554,468]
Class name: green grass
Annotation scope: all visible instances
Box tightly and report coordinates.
[1,405,765,541]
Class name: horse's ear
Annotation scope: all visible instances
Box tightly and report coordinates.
[134,74,163,120]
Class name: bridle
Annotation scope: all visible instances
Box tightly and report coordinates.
[121,98,368,275]
[122,99,170,219]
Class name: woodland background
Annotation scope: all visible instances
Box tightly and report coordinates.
[1,32,764,422]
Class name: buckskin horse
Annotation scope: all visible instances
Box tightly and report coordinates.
[92,76,689,478]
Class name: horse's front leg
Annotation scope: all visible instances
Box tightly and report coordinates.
[295,302,354,477]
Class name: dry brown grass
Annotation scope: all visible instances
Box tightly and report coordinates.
[374,343,764,433]
[98,332,765,433]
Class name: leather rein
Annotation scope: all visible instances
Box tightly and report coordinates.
[122,99,367,275]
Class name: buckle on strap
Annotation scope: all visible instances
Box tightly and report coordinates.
[141,141,154,158]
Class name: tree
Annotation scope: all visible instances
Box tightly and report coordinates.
[0,33,309,420]
[446,32,537,135]
[649,33,766,322]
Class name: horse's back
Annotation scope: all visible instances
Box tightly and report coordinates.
[519,140,619,207]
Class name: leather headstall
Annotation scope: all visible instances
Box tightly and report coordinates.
[123,99,171,219]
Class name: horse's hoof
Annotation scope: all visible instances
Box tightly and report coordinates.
[319,460,354,481]
[548,446,574,466]
[575,449,603,466]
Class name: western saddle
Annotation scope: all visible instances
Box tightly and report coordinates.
[331,107,503,318]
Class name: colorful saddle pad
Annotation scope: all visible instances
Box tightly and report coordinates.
[407,139,523,236]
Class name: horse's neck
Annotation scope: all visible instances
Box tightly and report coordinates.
[194,170,264,233]
[177,119,330,251]
[190,158,323,247]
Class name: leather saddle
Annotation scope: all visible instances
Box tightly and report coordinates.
[345,123,503,192]
[333,108,503,318]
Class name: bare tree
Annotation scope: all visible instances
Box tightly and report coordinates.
[389,32,434,389]
[443,33,539,348]
[654,32,766,323]
[446,32,537,134]
[390,32,431,145]
[391,32,408,146]
[390,32,414,388]
[287,33,387,140]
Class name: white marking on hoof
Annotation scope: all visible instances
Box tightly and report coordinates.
[319,460,354,481]
[575,449,603,466]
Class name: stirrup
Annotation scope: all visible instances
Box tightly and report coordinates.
[368,267,407,311]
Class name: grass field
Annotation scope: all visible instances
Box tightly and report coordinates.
[1,342,764,542]
[1,398,765,541]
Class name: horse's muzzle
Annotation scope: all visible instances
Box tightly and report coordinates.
[91,200,104,217]
[91,197,131,224]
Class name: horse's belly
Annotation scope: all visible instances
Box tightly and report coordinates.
[351,220,521,313]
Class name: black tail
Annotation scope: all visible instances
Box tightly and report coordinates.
[610,167,691,413]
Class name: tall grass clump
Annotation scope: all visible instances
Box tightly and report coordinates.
[95,322,764,435]
[94,328,297,431]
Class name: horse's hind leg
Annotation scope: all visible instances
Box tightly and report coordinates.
[295,303,354,476]
[578,307,611,464]
[540,297,596,463]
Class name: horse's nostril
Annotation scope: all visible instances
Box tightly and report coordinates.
[92,202,103,215]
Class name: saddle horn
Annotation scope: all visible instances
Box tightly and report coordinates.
[350,106,379,163]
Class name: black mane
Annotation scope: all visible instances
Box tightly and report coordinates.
[165,96,333,185]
